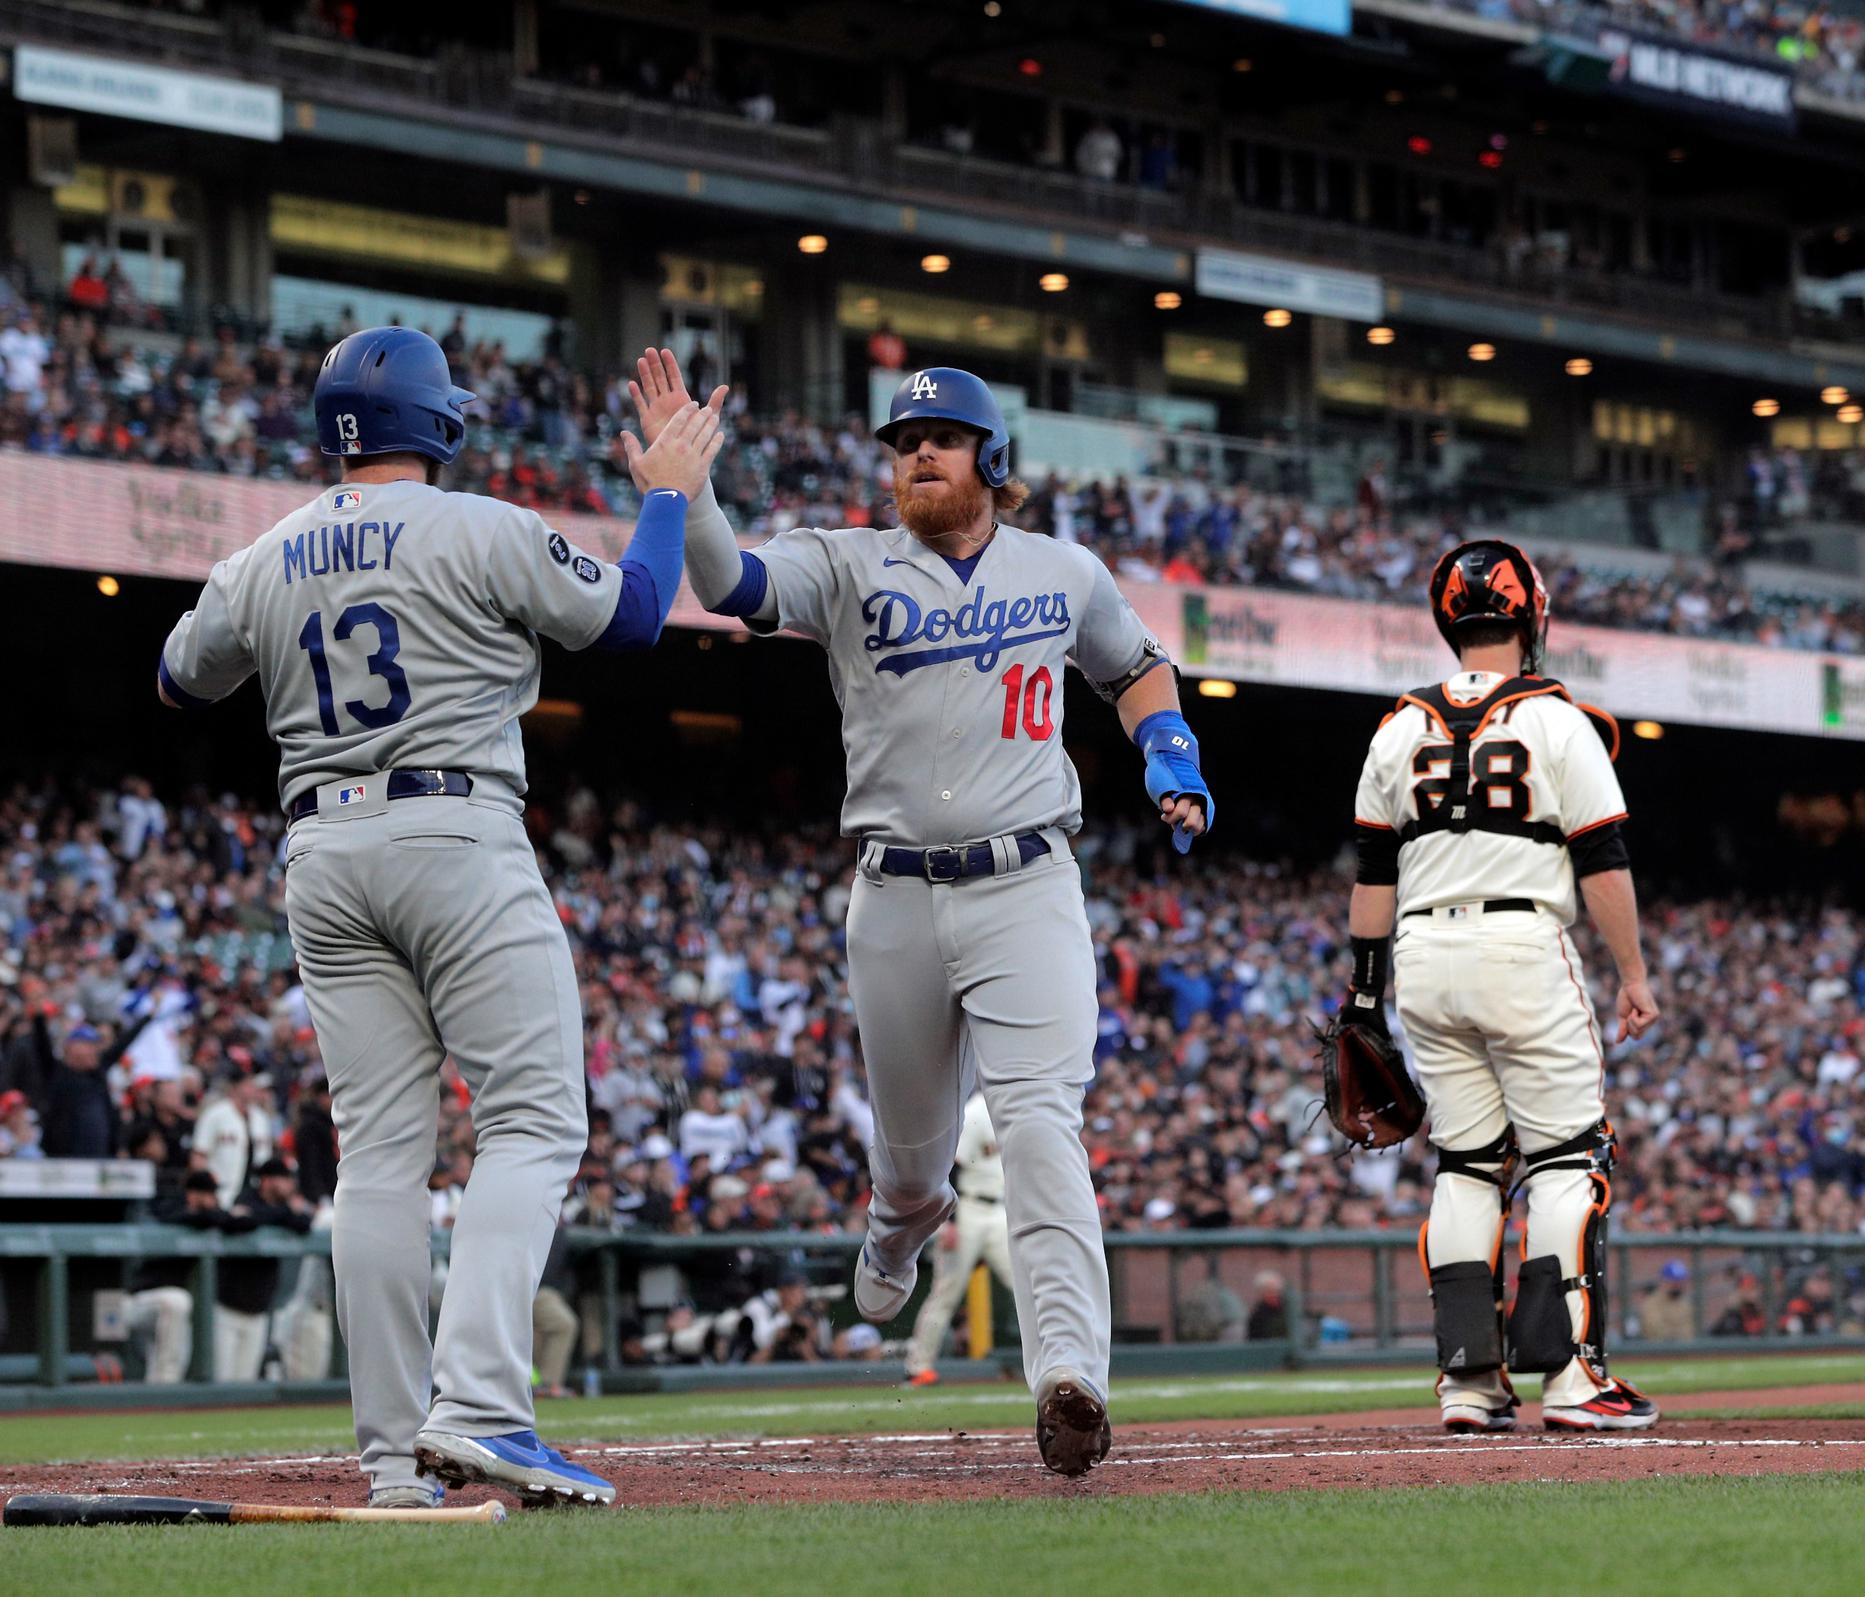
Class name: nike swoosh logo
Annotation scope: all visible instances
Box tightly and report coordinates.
[882,557,915,568]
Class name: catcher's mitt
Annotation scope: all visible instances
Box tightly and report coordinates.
[1316,1011,1425,1151]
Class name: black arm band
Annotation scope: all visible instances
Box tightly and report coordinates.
[1349,936,1391,998]
[1569,821,1630,878]
[1355,823,1400,885]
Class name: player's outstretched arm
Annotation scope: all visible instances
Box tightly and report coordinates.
[593,403,725,650]
[1578,868,1661,1041]
[1116,666,1213,853]
[627,345,757,614]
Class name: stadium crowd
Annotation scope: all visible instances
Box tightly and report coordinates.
[1,776,1862,1371]
[4,288,1863,655]
[1457,1,1864,98]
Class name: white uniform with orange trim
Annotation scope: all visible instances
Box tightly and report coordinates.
[1353,669,1624,1414]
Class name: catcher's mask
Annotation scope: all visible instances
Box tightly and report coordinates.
[1428,539,1550,674]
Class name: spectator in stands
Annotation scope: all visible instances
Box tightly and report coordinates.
[67,258,109,315]
[0,1089,43,1159]
[41,1023,120,1159]
[292,1079,338,1207]
[1711,1274,1768,1337]
[1246,1271,1290,1341]
[1075,118,1124,181]
[533,1220,583,1397]
[194,1071,276,1205]
[214,1157,313,1380]
[1634,1259,1695,1341]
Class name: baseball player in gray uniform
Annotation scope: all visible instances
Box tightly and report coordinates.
[628,350,1215,1476]
[158,327,722,1508]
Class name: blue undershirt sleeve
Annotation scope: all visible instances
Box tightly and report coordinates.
[592,488,688,651]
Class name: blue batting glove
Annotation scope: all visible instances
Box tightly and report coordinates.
[1134,710,1214,855]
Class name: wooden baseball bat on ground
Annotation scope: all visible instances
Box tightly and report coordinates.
[2,1492,506,1526]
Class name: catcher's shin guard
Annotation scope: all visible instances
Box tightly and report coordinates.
[1421,1128,1517,1375]
[1506,1122,1615,1378]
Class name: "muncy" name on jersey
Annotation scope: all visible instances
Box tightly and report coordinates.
[861,585,1070,675]
[283,522,404,585]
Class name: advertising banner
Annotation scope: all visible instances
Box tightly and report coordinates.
[1594,27,1797,132]
[13,45,283,142]
[1,453,1854,740]
[1195,248,1383,323]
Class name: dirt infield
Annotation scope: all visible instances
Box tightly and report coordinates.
[1,1385,1859,1514]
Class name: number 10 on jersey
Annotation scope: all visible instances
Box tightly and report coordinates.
[1000,665,1055,741]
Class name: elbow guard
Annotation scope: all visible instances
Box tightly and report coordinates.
[1354,822,1399,885]
[1569,820,1630,878]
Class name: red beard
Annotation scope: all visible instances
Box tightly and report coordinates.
[895,460,991,544]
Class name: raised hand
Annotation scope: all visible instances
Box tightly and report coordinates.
[621,400,725,499]
[628,346,728,446]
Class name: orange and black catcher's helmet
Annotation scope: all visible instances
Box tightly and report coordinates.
[1428,539,1550,674]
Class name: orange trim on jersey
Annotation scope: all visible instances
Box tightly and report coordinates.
[1576,701,1621,762]
[1566,812,1628,842]
[1354,818,1395,831]
[1417,1219,1431,1285]
[1377,710,1396,731]
[1395,678,1571,743]
[1398,693,1452,740]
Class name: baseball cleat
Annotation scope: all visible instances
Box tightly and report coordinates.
[367,1479,446,1509]
[853,1243,918,1323]
[1542,1379,1659,1432]
[905,1369,941,1388]
[1442,1396,1520,1434]
[1034,1368,1112,1478]
[414,1428,616,1506]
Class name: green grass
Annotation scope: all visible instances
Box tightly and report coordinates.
[5,1476,1864,1597]
[0,1351,1857,1465]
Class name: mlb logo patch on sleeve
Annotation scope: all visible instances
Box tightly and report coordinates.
[572,555,601,584]
[338,784,367,806]
[547,532,571,565]
[333,489,363,511]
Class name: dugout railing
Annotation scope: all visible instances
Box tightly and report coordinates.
[1,1224,1861,1397]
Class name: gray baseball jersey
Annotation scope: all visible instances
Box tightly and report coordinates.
[751,522,1161,842]
[160,479,635,805]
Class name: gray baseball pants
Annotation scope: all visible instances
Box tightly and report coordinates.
[283,778,585,1492]
[847,832,1110,1399]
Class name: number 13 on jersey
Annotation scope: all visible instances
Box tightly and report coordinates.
[298,603,413,735]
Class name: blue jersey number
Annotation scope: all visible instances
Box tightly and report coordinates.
[297,604,414,736]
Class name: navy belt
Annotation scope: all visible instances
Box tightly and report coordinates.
[286,769,474,821]
[876,832,1050,882]
[1403,897,1535,919]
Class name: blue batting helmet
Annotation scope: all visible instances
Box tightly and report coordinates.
[875,367,1011,488]
[313,327,475,466]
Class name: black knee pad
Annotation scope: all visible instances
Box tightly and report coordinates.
[1429,1259,1505,1374]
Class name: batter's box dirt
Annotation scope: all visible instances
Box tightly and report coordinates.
[1,1389,1859,1514]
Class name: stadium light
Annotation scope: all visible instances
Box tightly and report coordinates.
[1467,343,1496,362]
[920,254,951,274]
[1018,57,1042,77]
[1820,386,1849,405]
[1840,404,1864,424]
[984,0,1001,14]
[1232,58,1253,72]
[1565,358,1593,377]
[1632,720,1664,741]
[1197,679,1238,700]
[1366,326,1396,346]
[1154,291,1182,310]
[1478,151,1504,170]
[1263,308,1293,328]
[1407,135,1432,156]
[797,234,827,254]
[1039,272,1069,292]
[96,574,120,598]
[1751,398,1781,418]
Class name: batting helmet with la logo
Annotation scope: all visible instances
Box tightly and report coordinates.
[875,367,1012,487]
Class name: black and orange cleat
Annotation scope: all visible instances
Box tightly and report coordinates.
[1543,1379,1658,1432]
